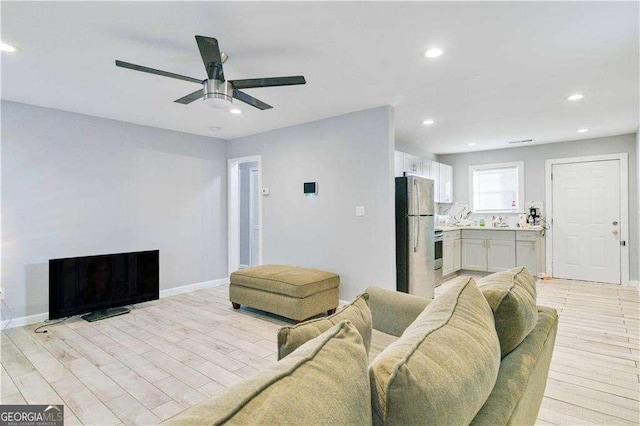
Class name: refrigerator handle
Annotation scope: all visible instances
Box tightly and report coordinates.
[413,179,420,253]
[415,179,421,216]
[414,216,419,253]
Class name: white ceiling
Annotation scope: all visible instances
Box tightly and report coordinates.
[2,2,638,154]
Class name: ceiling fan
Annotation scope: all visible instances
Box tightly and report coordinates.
[115,36,306,110]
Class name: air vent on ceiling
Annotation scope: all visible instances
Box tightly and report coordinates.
[507,139,533,145]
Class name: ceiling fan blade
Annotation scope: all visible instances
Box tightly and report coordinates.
[174,89,204,104]
[195,36,225,81]
[115,60,203,84]
[229,76,306,90]
[233,89,273,110]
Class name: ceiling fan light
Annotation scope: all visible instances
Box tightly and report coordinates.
[204,95,233,108]
[203,80,233,108]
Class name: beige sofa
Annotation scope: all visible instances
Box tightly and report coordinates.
[166,267,558,425]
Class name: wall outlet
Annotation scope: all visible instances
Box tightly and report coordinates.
[356,206,365,217]
[262,188,270,196]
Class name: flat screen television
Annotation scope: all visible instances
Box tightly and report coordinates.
[49,250,159,320]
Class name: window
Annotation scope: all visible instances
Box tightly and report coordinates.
[469,161,524,212]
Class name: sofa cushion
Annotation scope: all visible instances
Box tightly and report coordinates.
[369,277,501,425]
[164,320,371,425]
[277,292,372,360]
[477,266,538,357]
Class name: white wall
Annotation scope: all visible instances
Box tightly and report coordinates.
[394,141,437,161]
[439,133,638,280]
[227,106,396,300]
[1,101,228,319]
[637,130,640,282]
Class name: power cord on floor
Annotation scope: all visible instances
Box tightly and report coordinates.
[34,316,74,333]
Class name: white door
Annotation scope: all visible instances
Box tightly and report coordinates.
[552,160,621,283]
[249,168,260,267]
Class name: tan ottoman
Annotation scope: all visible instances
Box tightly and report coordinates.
[229,265,340,322]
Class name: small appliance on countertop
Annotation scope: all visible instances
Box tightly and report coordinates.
[528,207,541,226]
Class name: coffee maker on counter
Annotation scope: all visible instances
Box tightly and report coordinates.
[528,207,541,226]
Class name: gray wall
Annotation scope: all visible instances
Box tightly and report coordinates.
[227,106,396,300]
[239,161,258,266]
[439,133,638,280]
[1,101,228,318]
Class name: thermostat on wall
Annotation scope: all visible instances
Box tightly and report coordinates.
[303,182,317,195]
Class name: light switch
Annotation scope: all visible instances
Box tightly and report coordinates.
[356,206,365,217]
[262,188,270,196]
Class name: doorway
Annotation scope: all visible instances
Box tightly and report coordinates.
[228,156,262,275]
[545,154,629,284]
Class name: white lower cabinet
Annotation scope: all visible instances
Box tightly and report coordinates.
[461,239,488,271]
[515,231,545,276]
[449,229,545,276]
[516,240,537,274]
[443,230,462,276]
[453,239,461,272]
[487,239,516,272]
[461,230,516,272]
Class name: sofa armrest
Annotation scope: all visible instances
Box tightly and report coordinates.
[471,306,559,426]
[365,286,430,337]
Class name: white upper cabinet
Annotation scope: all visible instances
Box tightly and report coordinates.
[394,152,453,203]
[439,163,453,203]
[403,153,422,175]
[395,151,423,176]
[428,160,440,203]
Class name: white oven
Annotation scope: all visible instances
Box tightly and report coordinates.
[434,230,443,287]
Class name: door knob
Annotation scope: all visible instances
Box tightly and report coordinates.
[612,230,619,235]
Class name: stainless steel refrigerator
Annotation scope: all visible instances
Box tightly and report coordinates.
[395,175,435,299]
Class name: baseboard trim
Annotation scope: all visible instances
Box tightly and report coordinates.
[625,280,639,288]
[1,312,49,330]
[160,278,228,298]
[1,278,229,330]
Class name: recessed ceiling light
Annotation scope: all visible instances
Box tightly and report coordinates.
[467,143,476,146]
[422,119,435,125]
[577,128,589,133]
[424,48,443,58]
[209,126,221,132]
[229,108,242,115]
[567,93,584,101]
[0,42,18,53]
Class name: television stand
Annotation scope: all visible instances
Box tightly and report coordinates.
[81,307,130,322]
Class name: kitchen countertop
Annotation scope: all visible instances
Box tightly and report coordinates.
[436,225,545,232]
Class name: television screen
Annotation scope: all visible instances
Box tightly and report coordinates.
[49,250,159,320]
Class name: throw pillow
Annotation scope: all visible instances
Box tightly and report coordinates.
[370,277,501,426]
[164,320,371,425]
[277,292,372,360]
[477,266,538,357]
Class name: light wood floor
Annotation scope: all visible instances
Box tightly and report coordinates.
[1,277,638,425]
